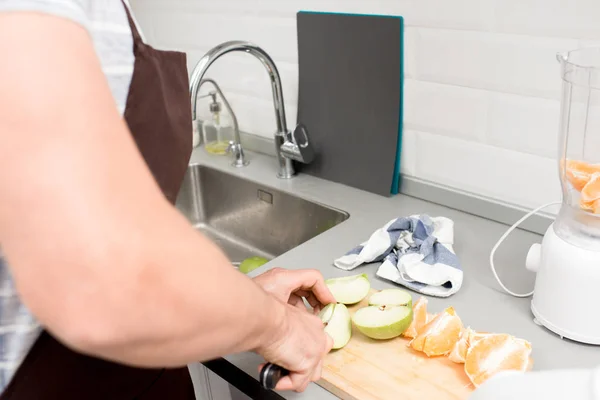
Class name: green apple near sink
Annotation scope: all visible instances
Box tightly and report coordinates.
[325,273,370,304]
[238,256,269,274]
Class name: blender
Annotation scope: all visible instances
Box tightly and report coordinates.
[492,46,600,345]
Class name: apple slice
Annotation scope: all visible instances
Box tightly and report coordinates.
[319,303,352,349]
[368,288,412,308]
[325,274,370,304]
[352,305,413,340]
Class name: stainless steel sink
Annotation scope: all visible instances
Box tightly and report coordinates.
[175,164,349,265]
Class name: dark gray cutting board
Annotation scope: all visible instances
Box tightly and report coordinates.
[295,11,403,197]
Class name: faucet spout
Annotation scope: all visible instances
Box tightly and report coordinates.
[189,41,313,179]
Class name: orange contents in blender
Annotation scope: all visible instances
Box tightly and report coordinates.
[566,160,600,213]
[566,160,600,191]
[581,172,600,212]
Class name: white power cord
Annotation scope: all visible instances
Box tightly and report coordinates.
[489,201,562,298]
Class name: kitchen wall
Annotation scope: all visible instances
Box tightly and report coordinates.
[128,0,600,212]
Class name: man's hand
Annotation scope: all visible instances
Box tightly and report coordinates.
[257,302,334,392]
[253,269,336,391]
[253,268,336,313]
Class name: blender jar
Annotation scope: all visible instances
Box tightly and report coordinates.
[555,46,600,250]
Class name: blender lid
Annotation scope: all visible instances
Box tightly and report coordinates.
[557,46,600,68]
[557,46,600,89]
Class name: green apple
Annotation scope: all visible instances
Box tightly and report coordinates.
[318,303,352,349]
[368,288,412,308]
[352,305,413,340]
[325,273,370,304]
[238,256,269,274]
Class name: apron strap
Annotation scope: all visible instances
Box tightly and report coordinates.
[120,0,144,46]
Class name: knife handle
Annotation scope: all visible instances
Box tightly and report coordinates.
[259,362,290,390]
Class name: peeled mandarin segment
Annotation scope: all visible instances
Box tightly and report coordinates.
[410,306,463,357]
[566,160,600,191]
[515,337,532,352]
[526,356,534,371]
[568,160,600,174]
[567,170,588,191]
[579,198,600,215]
[464,334,533,388]
[468,332,494,349]
[567,168,592,192]
[402,297,428,339]
[449,328,495,364]
[578,199,600,214]
[448,328,471,363]
[580,174,600,214]
[592,199,600,214]
[580,199,594,211]
[580,172,600,203]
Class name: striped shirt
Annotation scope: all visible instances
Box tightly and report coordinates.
[0,0,136,391]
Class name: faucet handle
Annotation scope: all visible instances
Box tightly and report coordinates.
[280,123,315,164]
[226,140,249,168]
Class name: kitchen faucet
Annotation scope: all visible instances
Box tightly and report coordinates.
[189,40,314,179]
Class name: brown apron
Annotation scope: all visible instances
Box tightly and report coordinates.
[0,3,194,399]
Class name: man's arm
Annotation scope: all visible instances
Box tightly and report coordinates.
[0,11,285,367]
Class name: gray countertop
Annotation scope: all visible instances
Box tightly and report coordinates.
[188,147,600,400]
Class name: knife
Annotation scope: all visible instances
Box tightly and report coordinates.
[259,362,290,390]
[259,303,335,390]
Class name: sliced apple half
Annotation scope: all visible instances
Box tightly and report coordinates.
[368,288,412,308]
[319,303,352,349]
[352,305,413,340]
[325,273,370,304]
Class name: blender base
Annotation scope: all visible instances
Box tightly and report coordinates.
[527,223,600,345]
[531,301,600,344]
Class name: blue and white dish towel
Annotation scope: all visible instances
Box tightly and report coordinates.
[333,215,463,297]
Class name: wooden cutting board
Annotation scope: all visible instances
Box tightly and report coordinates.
[316,291,475,400]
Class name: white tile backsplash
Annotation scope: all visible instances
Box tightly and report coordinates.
[403,27,418,79]
[384,0,494,31]
[492,0,600,40]
[415,28,578,100]
[404,80,487,141]
[129,0,586,211]
[399,130,418,177]
[414,131,561,209]
[486,93,561,158]
[156,0,491,29]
